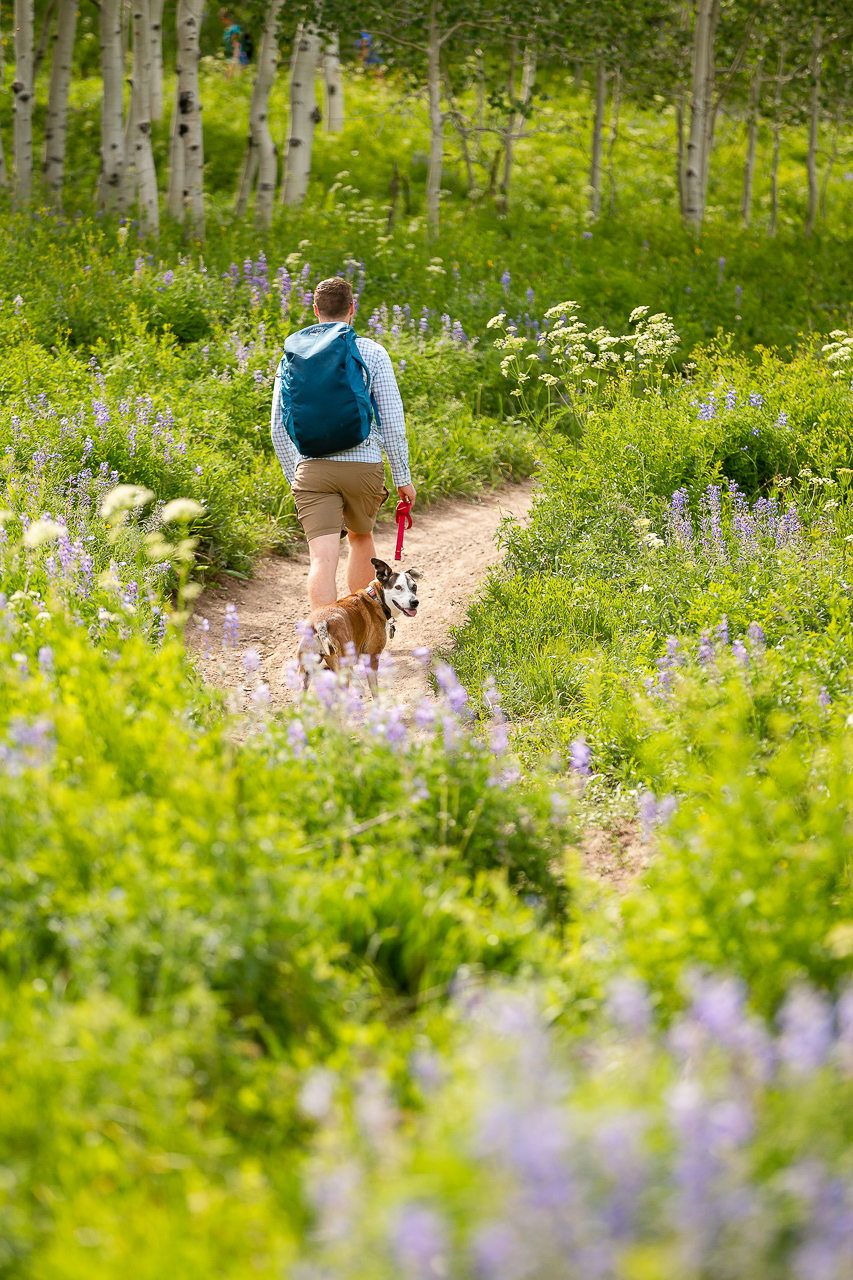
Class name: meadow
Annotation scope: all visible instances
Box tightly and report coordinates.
[1,45,853,1279]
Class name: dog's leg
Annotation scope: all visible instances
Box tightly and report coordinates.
[365,653,380,700]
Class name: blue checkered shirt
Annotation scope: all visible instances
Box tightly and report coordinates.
[270,334,412,487]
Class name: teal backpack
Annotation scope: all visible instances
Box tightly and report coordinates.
[278,322,379,457]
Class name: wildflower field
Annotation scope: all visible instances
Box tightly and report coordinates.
[3,55,853,1280]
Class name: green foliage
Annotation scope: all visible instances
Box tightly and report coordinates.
[0,577,575,1272]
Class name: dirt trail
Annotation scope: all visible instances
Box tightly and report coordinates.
[191,480,534,710]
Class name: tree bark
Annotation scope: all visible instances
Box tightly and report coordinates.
[424,3,443,236]
[607,66,621,215]
[684,0,720,230]
[149,0,164,122]
[498,39,536,215]
[171,0,205,237]
[768,45,785,237]
[235,0,282,226]
[167,80,185,218]
[323,33,344,133]
[675,90,686,215]
[819,90,846,222]
[805,20,821,238]
[126,0,160,236]
[281,23,321,206]
[98,0,127,209]
[589,59,606,220]
[740,57,762,226]
[33,0,57,77]
[13,0,34,208]
[42,0,77,203]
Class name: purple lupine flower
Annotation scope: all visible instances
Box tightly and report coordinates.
[242,647,260,675]
[471,1222,529,1280]
[287,718,307,757]
[747,621,765,652]
[697,633,714,667]
[778,986,834,1074]
[697,395,718,422]
[716,615,729,646]
[668,488,693,545]
[569,736,591,777]
[223,603,239,649]
[582,230,593,239]
[735,284,742,304]
[819,686,831,709]
[526,286,535,306]
[717,256,725,281]
[732,638,748,667]
[435,663,469,715]
[748,391,764,408]
[37,646,54,674]
[607,975,651,1035]
[725,388,737,410]
[414,698,436,732]
[391,1206,447,1280]
[500,270,511,293]
[776,410,789,428]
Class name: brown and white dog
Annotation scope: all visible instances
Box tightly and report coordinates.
[297,557,422,696]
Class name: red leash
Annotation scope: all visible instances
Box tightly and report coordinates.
[394,497,413,561]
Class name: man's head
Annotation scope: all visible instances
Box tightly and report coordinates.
[313,277,354,324]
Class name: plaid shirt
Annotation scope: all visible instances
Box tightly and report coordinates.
[270,335,412,487]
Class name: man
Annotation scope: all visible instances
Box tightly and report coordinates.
[271,277,417,610]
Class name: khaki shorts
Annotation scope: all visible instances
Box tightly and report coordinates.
[292,460,388,543]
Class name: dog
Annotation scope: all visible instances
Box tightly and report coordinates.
[297,557,422,697]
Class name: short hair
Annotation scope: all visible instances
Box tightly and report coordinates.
[314,277,353,320]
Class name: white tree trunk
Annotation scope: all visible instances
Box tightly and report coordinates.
[236,0,282,224]
[98,0,127,209]
[498,40,536,215]
[589,59,606,219]
[126,0,160,236]
[607,66,622,214]
[13,0,34,208]
[684,0,720,229]
[323,33,344,133]
[42,0,77,203]
[281,23,321,206]
[805,20,821,238]
[171,0,205,237]
[425,4,443,237]
[740,58,762,226]
[149,0,164,122]
[675,91,686,214]
[768,45,785,237]
[33,0,57,77]
[167,79,185,217]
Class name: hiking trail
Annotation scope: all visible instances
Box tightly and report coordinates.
[191,480,534,713]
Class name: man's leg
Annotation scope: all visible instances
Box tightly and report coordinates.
[307,533,342,610]
[346,530,377,594]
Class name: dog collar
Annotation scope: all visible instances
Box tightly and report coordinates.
[364,584,392,621]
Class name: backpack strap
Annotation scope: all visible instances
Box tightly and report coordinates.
[346,329,380,429]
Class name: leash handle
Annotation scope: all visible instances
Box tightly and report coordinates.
[394,497,413,562]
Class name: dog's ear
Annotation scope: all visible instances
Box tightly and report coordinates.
[370,557,393,582]
[406,568,423,581]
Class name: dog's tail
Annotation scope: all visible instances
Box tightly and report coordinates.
[314,619,339,661]
[297,620,340,673]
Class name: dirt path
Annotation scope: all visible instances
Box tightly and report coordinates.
[191,480,534,710]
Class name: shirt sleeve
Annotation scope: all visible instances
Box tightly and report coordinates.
[270,369,299,486]
[365,343,412,487]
